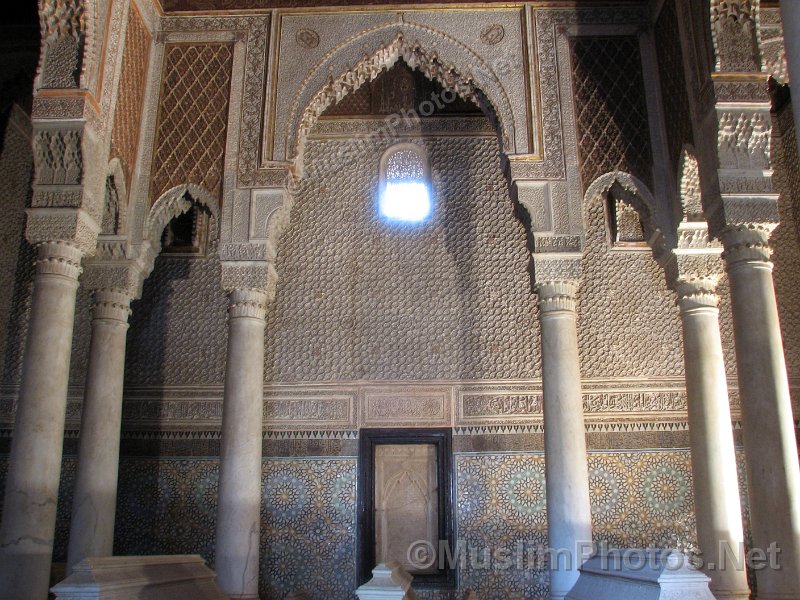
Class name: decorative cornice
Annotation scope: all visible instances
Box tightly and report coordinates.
[535,279,578,315]
[92,289,133,323]
[228,288,269,320]
[35,240,84,280]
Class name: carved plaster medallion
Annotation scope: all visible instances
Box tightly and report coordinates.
[296,28,320,49]
[480,23,505,45]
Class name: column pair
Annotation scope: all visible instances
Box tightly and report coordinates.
[536,280,593,600]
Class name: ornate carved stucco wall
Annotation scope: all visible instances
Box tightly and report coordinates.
[266,127,535,382]
[0,3,799,599]
[0,108,35,389]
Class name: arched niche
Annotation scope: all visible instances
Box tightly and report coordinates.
[101,157,128,237]
[584,171,666,251]
[143,184,220,267]
[285,25,517,173]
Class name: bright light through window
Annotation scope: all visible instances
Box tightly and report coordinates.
[379,145,432,224]
[380,180,432,223]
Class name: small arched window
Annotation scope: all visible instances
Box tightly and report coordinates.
[378,144,432,224]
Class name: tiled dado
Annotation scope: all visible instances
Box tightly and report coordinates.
[0,450,736,600]
[2,378,793,433]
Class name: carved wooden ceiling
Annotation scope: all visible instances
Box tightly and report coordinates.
[157,0,634,13]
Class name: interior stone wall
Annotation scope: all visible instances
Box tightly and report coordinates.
[577,185,684,378]
[265,127,537,382]
[124,253,229,386]
[0,108,34,388]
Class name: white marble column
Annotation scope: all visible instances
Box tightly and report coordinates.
[779,0,800,158]
[0,241,83,600]
[676,279,749,600]
[66,289,132,573]
[720,225,800,599]
[215,288,268,599]
[537,280,593,600]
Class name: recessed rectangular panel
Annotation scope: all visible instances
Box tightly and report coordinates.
[374,444,439,574]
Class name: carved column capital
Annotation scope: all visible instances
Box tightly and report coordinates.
[221,262,278,303]
[91,289,132,324]
[676,276,722,313]
[35,240,84,280]
[228,288,269,321]
[535,280,578,315]
[720,224,774,269]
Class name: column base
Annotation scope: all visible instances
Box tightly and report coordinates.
[709,592,749,600]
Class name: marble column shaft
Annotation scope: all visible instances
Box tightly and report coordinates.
[677,281,749,600]
[215,289,268,599]
[66,289,132,573]
[0,241,83,600]
[779,1,800,158]
[537,280,593,600]
[721,226,800,599]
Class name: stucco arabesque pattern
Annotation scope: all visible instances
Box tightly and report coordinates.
[160,14,270,189]
[15,4,796,434]
[700,1,782,246]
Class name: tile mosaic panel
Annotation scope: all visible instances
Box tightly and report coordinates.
[0,450,752,600]
[113,457,357,600]
[454,451,700,600]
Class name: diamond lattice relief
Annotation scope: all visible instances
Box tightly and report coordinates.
[571,36,653,191]
[655,0,693,173]
[110,5,150,187]
[149,43,234,204]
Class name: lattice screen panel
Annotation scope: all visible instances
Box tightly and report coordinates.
[570,35,653,191]
[655,0,694,177]
[110,4,151,187]
[149,43,233,205]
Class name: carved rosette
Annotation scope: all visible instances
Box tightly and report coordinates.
[35,240,84,280]
[92,289,133,324]
[228,288,269,321]
[535,280,578,315]
[720,223,774,269]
